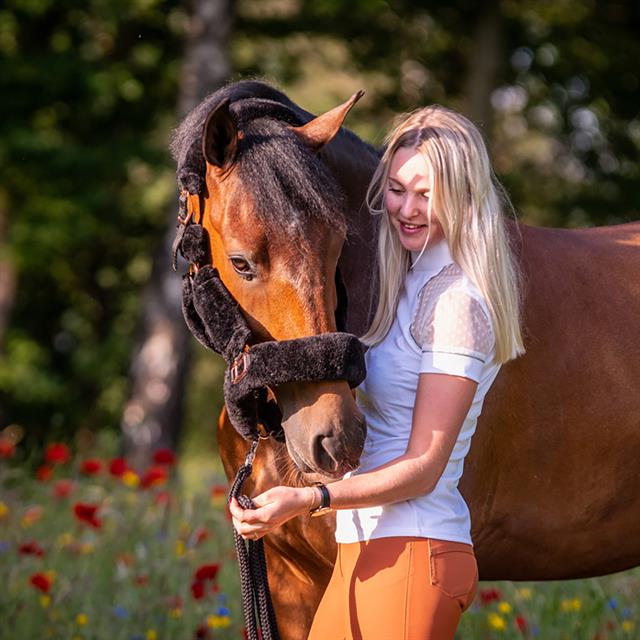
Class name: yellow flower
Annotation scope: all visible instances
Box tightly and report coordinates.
[560,597,581,612]
[76,613,88,626]
[207,615,232,629]
[0,501,9,519]
[146,630,157,640]
[169,608,182,619]
[57,532,73,548]
[622,621,635,633]
[80,542,94,555]
[122,470,140,488]
[487,613,506,631]
[498,601,512,614]
[175,539,185,558]
[45,570,56,582]
[515,587,532,600]
[40,595,51,608]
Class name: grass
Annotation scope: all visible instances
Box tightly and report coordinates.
[0,434,638,639]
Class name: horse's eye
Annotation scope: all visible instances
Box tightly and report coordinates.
[229,256,255,280]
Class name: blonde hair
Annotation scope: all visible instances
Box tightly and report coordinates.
[362,106,525,364]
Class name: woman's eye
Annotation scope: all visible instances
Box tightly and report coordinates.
[388,187,403,194]
[229,256,255,280]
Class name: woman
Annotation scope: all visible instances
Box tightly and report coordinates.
[230,105,525,639]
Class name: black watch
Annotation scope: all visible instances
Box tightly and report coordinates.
[310,484,332,517]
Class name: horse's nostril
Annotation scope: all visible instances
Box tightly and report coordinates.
[312,434,340,474]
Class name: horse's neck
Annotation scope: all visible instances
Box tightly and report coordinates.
[323,130,380,336]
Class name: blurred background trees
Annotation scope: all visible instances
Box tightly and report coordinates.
[0,0,638,460]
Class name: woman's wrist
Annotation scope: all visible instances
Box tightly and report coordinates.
[305,486,320,513]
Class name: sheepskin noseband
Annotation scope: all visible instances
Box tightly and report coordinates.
[176,221,366,441]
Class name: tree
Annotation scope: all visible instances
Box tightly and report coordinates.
[0,0,184,441]
[121,0,233,468]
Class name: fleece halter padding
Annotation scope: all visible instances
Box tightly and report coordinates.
[178,222,367,441]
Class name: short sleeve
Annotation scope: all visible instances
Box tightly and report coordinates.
[411,271,494,382]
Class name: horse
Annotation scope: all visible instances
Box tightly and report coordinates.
[171,80,640,639]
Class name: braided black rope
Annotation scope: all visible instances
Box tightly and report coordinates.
[229,439,281,640]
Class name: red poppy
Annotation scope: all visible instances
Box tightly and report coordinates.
[154,491,171,506]
[18,541,45,557]
[479,587,502,605]
[152,448,176,466]
[134,574,149,586]
[79,458,102,475]
[73,502,101,529]
[140,466,168,489]
[190,580,205,600]
[53,479,74,499]
[36,465,53,482]
[211,484,227,498]
[515,614,527,633]
[193,526,208,545]
[29,572,52,593]
[44,443,71,465]
[194,624,210,639]
[0,438,15,459]
[194,563,220,582]
[165,595,183,610]
[108,457,128,477]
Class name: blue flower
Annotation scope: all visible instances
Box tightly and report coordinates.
[621,607,632,619]
[112,605,129,619]
[531,624,541,637]
[608,597,618,610]
[216,606,231,616]
[0,541,10,554]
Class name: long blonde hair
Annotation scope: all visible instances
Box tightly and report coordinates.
[362,106,525,364]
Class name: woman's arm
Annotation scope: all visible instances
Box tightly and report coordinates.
[230,373,477,539]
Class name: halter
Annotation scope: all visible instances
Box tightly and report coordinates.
[172,190,366,442]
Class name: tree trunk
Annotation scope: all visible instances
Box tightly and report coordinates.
[463,0,503,139]
[122,0,233,469]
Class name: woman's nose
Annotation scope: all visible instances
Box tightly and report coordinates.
[401,195,420,219]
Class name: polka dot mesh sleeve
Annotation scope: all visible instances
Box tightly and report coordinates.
[411,265,493,380]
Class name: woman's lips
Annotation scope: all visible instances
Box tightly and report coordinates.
[399,221,427,235]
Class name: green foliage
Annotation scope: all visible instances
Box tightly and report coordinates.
[0,0,184,437]
[2,0,639,440]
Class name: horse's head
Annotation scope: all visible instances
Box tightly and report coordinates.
[181,87,367,479]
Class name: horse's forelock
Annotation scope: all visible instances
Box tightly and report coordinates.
[172,82,347,242]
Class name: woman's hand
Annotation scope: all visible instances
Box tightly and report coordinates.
[229,485,315,541]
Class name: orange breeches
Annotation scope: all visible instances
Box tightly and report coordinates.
[308,537,478,640]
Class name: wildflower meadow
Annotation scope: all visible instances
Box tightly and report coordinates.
[1,432,639,639]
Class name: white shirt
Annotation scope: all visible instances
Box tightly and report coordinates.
[335,239,501,545]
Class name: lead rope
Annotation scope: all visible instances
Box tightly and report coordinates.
[229,439,281,640]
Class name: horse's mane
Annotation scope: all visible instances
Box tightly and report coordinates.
[170,80,348,238]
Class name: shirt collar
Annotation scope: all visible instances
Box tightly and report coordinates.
[410,238,453,273]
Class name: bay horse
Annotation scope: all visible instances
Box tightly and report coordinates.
[171,80,640,639]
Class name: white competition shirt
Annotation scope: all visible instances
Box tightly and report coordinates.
[335,239,501,545]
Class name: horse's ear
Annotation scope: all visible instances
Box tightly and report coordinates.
[291,90,365,152]
[202,98,238,168]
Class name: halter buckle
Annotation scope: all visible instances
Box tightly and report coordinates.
[230,348,251,385]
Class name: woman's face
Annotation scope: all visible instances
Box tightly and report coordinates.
[385,146,444,252]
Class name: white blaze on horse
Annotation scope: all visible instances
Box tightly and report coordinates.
[171,80,640,640]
